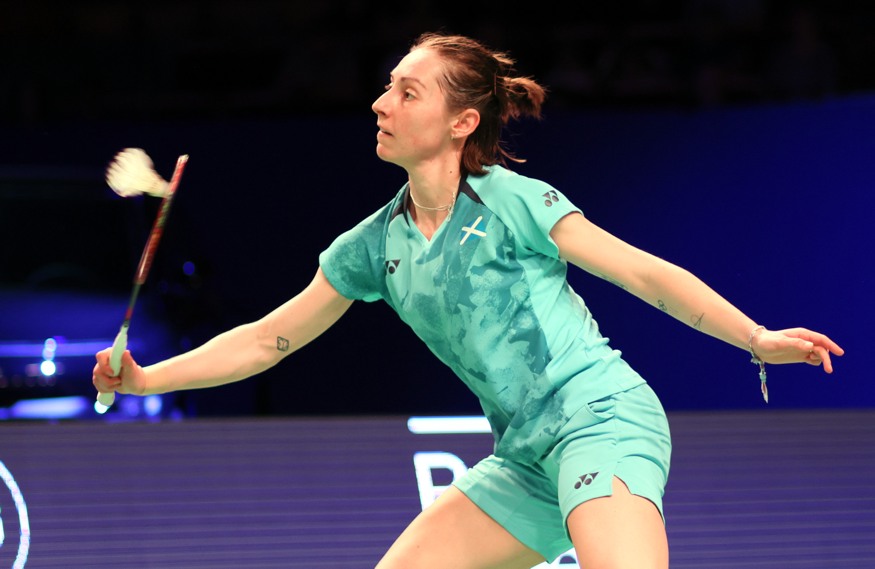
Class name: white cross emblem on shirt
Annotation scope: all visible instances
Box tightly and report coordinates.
[460,215,487,245]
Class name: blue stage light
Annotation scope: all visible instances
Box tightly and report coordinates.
[12,396,88,419]
[144,395,163,417]
[39,338,58,377]
[42,337,57,360]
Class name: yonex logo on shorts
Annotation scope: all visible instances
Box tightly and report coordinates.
[385,259,401,274]
[573,472,599,489]
[543,190,559,206]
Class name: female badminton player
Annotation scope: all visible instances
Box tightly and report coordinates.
[94,32,843,568]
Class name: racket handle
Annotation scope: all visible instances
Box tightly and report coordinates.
[95,392,115,413]
[95,326,128,414]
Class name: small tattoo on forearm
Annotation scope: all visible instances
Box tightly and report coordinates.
[690,313,705,329]
[657,300,669,313]
[276,336,290,352]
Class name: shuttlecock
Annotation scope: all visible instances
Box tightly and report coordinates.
[106,148,169,197]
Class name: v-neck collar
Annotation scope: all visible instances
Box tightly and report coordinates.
[402,174,468,243]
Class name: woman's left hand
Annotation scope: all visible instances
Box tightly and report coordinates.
[751,328,844,373]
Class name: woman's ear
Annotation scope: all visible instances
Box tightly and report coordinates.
[451,109,480,140]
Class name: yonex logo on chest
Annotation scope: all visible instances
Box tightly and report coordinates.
[385,259,401,274]
[460,216,487,245]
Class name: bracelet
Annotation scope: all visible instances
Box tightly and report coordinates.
[748,325,768,403]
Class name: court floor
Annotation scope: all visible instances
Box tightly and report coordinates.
[1,409,873,568]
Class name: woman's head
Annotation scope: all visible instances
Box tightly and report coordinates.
[372,32,546,176]
[409,33,545,175]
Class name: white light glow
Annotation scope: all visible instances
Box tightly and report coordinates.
[407,416,491,434]
[39,360,56,376]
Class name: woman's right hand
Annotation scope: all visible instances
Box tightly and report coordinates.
[92,348,148,397]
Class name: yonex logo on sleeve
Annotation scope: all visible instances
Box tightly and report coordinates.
[573,472,599,489]
[385,259,401,274]
[543,190,559,206]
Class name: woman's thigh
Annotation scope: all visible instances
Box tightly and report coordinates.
[567,476,668,569]
[376,486,546,569]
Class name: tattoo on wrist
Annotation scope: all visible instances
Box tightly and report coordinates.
[276,336,290,352]
[690,312,705,329]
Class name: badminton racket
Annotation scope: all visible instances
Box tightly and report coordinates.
[95,151,189,414]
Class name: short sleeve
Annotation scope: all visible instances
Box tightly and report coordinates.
[318,208,389,303]
[473,167,582,259]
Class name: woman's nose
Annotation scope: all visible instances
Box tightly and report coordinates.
[372,90,388,115]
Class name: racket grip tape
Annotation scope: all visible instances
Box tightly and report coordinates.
[96,326,128,413]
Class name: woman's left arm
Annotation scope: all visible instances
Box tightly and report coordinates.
[550,212,844,372]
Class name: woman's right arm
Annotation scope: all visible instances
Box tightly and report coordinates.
[93,268,353,396]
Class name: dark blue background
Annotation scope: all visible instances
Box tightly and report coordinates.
[2,94,868,416]
[1,1,870,417]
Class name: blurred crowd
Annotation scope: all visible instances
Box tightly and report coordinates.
[2,0,873,123]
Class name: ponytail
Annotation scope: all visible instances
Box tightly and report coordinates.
[497,75,546,122]
[411,33,547,176]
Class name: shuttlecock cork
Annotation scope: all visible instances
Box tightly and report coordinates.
[106,148,169,197]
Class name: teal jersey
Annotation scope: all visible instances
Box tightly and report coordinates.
[320,165,645,463]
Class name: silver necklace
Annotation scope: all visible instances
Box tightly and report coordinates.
[409,188,456,214]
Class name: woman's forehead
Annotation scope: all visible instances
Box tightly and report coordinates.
[392,48,443,84]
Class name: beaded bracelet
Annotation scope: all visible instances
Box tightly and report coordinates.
[748,325,768,403]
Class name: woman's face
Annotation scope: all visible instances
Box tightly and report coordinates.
[372,48,457,170]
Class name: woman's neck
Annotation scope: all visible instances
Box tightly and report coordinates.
[407,157,461,206]
[406,161,462,236]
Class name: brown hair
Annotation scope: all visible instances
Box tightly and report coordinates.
[410,32,546,176]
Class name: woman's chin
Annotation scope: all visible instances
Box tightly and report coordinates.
[375,146,402,166]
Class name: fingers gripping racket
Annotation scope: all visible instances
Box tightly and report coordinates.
[95,151,189,414]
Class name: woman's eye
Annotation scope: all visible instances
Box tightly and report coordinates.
[382,82,414,100]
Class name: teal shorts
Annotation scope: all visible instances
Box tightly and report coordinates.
[453,383,672,562]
